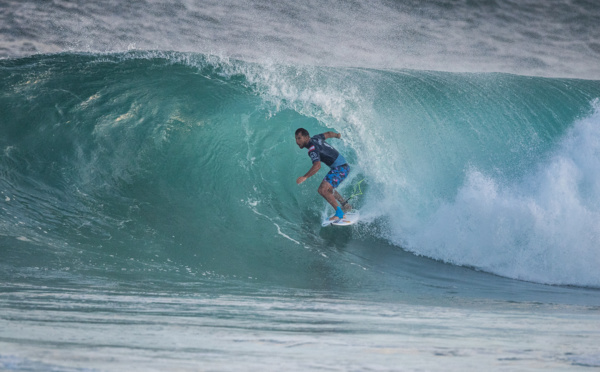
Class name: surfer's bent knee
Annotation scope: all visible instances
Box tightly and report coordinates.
[318,181,332,195]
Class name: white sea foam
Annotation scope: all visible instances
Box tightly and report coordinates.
[400,100,600,287]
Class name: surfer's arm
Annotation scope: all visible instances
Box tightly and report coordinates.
[323,131,341,139]
[297,161,321,184]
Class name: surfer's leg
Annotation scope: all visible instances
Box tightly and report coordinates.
[321,165,350,219]
[334,190,352,212]
[318,181,345,221]
[333,190,345,204]
[327,164,351,211]
[318,180,339,210]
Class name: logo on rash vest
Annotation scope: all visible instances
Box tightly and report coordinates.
[308,146,315,152]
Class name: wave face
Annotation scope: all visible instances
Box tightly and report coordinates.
[1,52,600,289]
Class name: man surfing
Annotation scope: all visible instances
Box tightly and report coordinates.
[295,128,351,222]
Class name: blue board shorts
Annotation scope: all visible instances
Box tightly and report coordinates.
[324,164,349,188]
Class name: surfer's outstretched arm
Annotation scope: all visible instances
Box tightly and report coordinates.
[323,132,341,139]
[296,161,321,184]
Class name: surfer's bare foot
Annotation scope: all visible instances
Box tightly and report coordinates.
[330,206,345,221]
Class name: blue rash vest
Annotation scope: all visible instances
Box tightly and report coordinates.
[306,133,347,168]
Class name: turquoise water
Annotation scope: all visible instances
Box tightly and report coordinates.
[2,0,600,370]
[3,53,599,287]
[1,52,600,370]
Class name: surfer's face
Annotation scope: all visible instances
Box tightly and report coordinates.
[295,133,309,149]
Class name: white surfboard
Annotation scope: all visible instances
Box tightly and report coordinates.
[321,211,360,227]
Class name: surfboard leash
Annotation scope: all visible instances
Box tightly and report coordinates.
[341,178,365,206]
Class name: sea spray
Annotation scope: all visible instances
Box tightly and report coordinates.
[403,101,600,286]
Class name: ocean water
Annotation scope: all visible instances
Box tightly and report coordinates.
[1,1,600,371]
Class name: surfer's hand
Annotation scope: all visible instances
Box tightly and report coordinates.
[296,176,307,185]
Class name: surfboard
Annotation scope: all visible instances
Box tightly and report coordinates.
[321,211,360,227]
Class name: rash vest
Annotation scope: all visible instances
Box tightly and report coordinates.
[306,133,347,168]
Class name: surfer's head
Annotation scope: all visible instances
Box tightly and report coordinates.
[295,128,310,149]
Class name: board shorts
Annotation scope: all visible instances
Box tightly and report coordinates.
[324,164,349,189]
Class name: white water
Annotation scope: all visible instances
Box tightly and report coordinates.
[399,100,600,286]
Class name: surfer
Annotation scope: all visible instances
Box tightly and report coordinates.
[295,128,351,221]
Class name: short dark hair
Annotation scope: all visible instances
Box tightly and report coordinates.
[295,128,309,137]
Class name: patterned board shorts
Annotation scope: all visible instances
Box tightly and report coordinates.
[324,164,350,188]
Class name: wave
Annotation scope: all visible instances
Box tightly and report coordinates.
[1,52,599,288]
